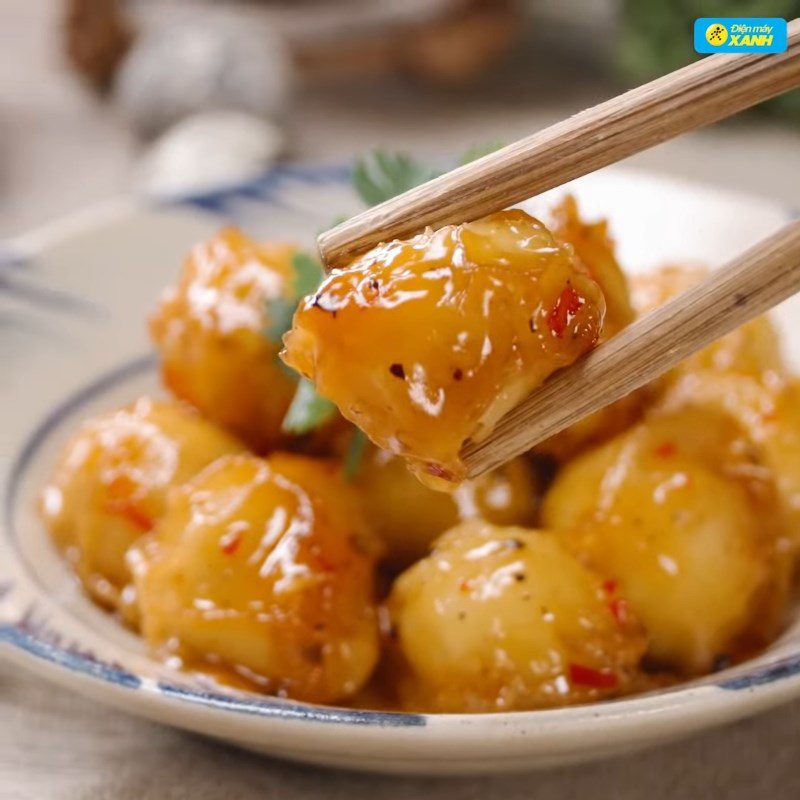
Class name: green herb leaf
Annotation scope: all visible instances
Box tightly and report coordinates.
[281,378,337,435]
[352,150,440,207]
[265,253,334,435]
[344,429,369,481]
[458,140,505,165]
[323,214,349,232]
[292,251,324,297]
[264,250,324,345]
[264,297,297,343]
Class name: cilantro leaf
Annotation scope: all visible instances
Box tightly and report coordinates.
[352,150,440,206]
[281,378,337,435]
[264,297,296,343]
[351,146,505,209]
[458,140,504,165]
[344,429,369,481]
[264,250,324,345]
[292,251,324,297]
[263,253,334,436]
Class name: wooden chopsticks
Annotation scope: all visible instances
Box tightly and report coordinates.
[314,22,800,479]
[318,18,800,271]
[460,220,800,478]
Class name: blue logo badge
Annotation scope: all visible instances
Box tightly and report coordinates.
[694,18,788,54]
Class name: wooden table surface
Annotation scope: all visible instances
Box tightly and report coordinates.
[2,2,800,798]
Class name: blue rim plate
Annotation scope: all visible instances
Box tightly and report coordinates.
[1,164,799,775]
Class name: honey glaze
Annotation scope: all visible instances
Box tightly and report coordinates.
[130,453,382,705]
[282,210,605,489]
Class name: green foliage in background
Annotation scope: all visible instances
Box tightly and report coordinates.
[352,143,504,207]
[353,151,440,206]
[618,0,800,121]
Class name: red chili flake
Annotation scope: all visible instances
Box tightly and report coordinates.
[118,503,154,532]
[608,598,629,625]
[547,286,583,338]
[316,554,338,573]
[602,578,618,594]
[568,663,619,689]
[654,441,676,458]
[425,463,453,481]
[220,530,242,556]
[104,477,154,531]
[459,579,472,593]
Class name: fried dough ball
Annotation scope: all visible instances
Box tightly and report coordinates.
[542,409,789,674]
[658,370,800,552]
[549,195,635,339]
[355,448,539,564]
[632,264,784,386]
[41,398,243,619]
[131,453,381,704]
[282,209,606,488]
[387,521,647,712]
[150,228,299,452]
[533,387,647,462]
[758,380,800,549]
[631,263,706,316]
[533,197,645,460]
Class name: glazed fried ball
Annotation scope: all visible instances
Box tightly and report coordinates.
[632,264,784,386]
[41,397,243,618]
[542,410,788,674]
[536,260,784,467]
[355,448,539,565]
[758,380,800,549]
[131,453,381,704]
[658,370,800,552]
[533,197,645,460]
[387,521,646,712]
[532,386,647,462]
[282,209,606,488]
[549,195,635,339]
[150,227,299,452]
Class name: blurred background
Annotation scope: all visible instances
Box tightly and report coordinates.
[1,0,798,236]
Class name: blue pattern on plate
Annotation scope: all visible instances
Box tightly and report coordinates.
[0,242,28,270]
[0,274,100,315]
[0,238,100,316]
[718,656,800,690]
[169,163,351,217]
[158,682,424,727]
[0,623,142,689]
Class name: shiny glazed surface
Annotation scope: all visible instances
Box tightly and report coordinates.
[282,209,606,486]
[41,397,243,620]
[150,228,298,453]
[131,453,381,704]
[387,520,647,712]
[542,407,790,674]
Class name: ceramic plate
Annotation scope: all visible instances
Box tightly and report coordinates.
[1,164,799,775]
